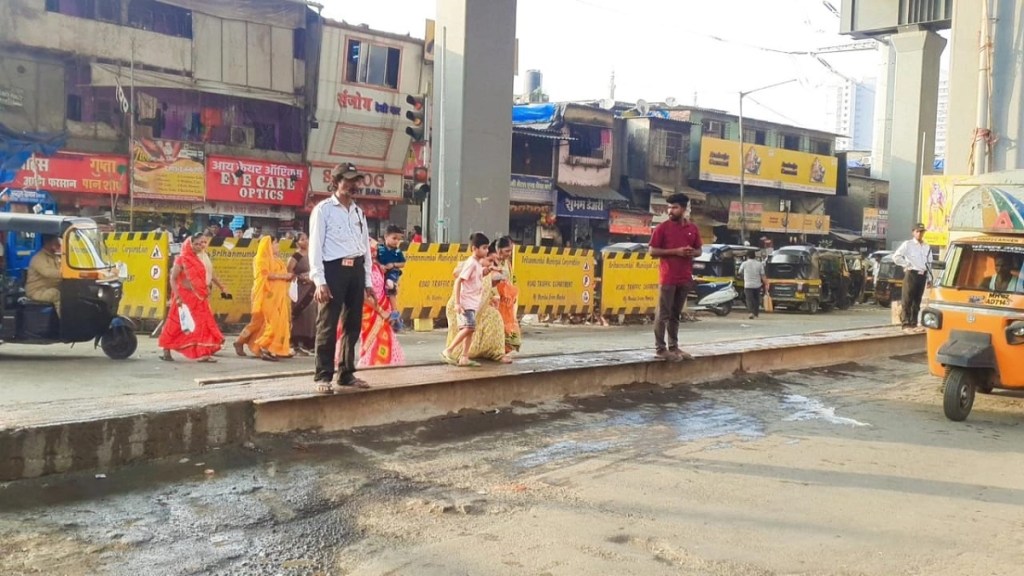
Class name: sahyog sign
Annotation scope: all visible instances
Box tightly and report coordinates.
[206,156,308,207]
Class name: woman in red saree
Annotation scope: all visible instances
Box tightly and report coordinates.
[337,239,405,368]
[160,235,224,362]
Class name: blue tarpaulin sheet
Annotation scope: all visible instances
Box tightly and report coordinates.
[0,124,66,187]
[512,103,558,125]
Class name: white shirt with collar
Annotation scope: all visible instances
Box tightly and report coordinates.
[893,238,931,274]
[309,194,373,288]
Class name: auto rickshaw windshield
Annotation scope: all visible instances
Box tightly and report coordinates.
[940,243,1024,294]
[65,226,112,270]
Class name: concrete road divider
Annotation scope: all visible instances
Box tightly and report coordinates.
[0,327,923,481]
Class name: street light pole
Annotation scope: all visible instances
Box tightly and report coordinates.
[737,78,798,244]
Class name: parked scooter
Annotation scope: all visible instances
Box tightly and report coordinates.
[689,281,738,316]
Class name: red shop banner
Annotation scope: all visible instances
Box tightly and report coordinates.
[4,153,128,195]
[609,210,654,235]
[206,156,309,207]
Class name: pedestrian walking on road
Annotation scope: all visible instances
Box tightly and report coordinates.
[288,232,317,355]
[492,236,523,354]
[309,163,376,393]
[892,222,932,333]
[739,254,767,319]
[354,237,405,368]
[648,193,702,360]
[160,235,224,362]
[246,236,294,362]
[441,233,498,367]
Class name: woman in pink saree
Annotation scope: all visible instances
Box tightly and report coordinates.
[337,238,405,367]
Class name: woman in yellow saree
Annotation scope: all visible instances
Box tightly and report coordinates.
[248,236,294,361]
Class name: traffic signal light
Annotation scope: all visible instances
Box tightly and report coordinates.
[408,167,429,204]
[405,94,425,142]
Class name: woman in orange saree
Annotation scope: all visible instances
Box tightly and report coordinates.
[159,235,224,362]
[248,236,294,361]
[492,236,522,353]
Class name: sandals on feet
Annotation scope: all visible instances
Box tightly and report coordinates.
[314,381,334,395]
[457,358,481,367]
[337,378,371,390]
[440,351,457,365]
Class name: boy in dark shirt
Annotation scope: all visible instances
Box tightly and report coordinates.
[377,225,407,330]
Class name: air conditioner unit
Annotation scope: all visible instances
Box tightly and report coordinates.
[230,126,255,148]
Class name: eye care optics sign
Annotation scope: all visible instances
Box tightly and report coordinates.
[206,157,308,207]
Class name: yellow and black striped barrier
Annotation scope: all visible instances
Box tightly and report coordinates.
[103,231,170,320]
[397,242,472,320]
[599,251,659,315]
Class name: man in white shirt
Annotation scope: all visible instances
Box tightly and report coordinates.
[892,222,931,332]
[738,255,767,319]
[309,163,377,393]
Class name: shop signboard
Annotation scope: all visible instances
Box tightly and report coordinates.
[132,139,206,201]
[761,212,831,235]
[206,157,308,207]
[4,153,128,195]
[727,201,764,231]
[609,210,653,235]
[699,136,838,195]
[309,163,403,200]
[510,174,555,204]
[862,208,889,240]
[555,190,607,220]
[194,202,296,220]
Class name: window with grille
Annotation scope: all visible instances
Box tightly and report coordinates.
[345,39,401,90]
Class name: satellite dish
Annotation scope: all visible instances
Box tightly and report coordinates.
[599,99,615,110]
[636,99,650,115]
[665,97,678,107]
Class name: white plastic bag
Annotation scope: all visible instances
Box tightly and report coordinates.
[178,303,196,334]
[288,279,299,303]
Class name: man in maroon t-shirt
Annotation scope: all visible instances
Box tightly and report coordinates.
[648,193,702,360]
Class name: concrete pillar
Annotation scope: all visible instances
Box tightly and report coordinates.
[431,0,516,243]
[887,29,945,249]
[946,0,1024,174]
[870,43,897,180]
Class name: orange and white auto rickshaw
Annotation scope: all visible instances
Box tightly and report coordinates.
[922,171,1024,421]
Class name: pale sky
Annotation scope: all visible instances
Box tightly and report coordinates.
[320,0,889,133]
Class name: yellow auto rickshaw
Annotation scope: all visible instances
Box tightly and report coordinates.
[0,213,137,359]
[922,172,1024,421]
[765,246,852,313]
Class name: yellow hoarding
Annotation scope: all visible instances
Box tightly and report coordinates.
[760,212,831,235]
[132,139,206,201]
[514,246,596,315]
[104,231,170,319]
[919,175,968,247]
[699,137,838,195]
[599,252,659,314]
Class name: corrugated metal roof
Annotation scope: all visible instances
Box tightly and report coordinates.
[557,184,628,203]
[649,182,707,203]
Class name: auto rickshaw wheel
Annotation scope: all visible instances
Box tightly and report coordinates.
[943,367,975,422]
[101,325,138,360]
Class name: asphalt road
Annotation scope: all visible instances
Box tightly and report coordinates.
[3,352,1023,576]
[0,305,892,407]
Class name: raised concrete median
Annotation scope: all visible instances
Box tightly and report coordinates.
[0,326,923,481]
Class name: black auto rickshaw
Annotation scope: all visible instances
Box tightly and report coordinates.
[0,214,137,359]
[874,254,905,307]
[766,246,851,313]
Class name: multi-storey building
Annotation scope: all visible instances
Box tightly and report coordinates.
[825,78,876,152]
[305,20,431,238]
[1,0,322,235]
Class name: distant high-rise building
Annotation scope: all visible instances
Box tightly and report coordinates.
[935,75,949,160]
[825,78,876,151]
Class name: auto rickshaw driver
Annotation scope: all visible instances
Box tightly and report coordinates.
[979,254,1022,292]
[25,234,62,315]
